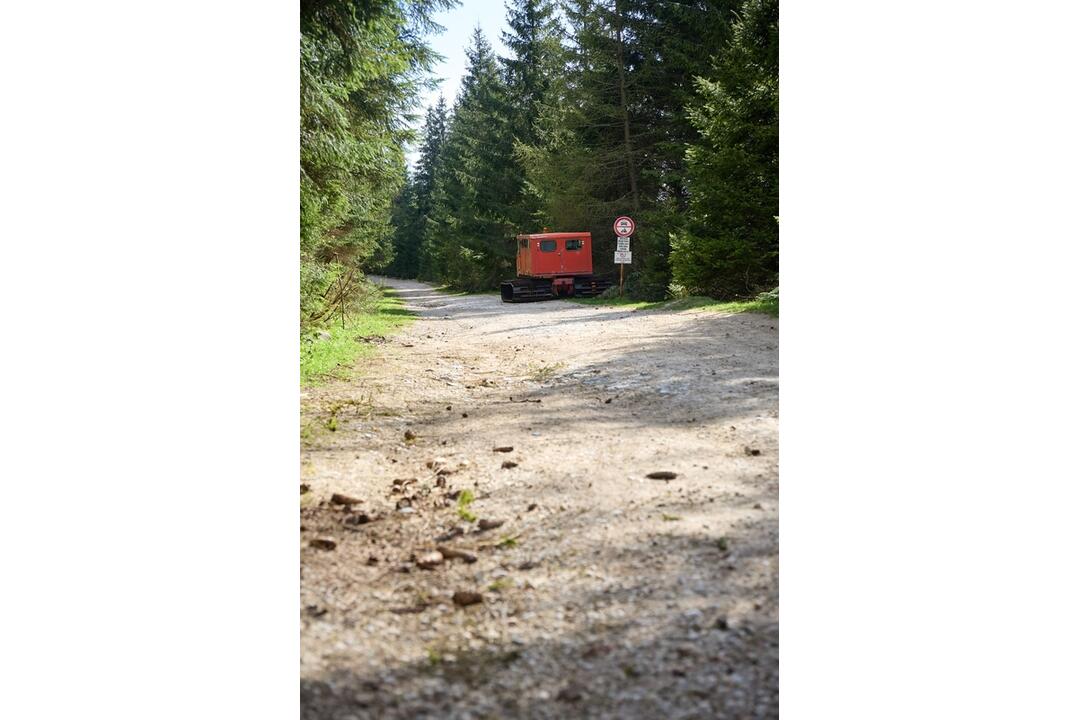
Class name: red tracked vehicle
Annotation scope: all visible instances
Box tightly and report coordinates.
[500,232,613,302]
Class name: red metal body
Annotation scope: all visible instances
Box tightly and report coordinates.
[501,231,611,302]
[516,232,593,278]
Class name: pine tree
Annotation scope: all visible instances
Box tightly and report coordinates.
[502,0,564,144]
[501,0,566,229]
[299,0,452,326]
[422,29,519,289]
[520,0,642,261]
[670,0,779,298]
[515,0,739,298]
[387,96,448,278]
[387,171,420,277]
[321,0,779,304]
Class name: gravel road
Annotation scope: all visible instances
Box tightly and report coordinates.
[300,278,779,719]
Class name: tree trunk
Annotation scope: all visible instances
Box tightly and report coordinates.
[615,1,640,212]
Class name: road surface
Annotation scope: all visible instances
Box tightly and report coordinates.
[301,278,779,719]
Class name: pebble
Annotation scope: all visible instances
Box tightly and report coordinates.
[344,512,373,525]
[416,551,444,569]
[437,546,478,564]
[452,591,483,607]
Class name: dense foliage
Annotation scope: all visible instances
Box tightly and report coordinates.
[418,30,523,290]
[303,0,779,306]
[670,0,779,297]
[300,0,453,328]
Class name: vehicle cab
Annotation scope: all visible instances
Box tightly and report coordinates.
[515,232,593,278]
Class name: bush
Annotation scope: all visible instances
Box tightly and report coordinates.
[625,266,670,301]
[300,260,379,333]
[597,286,621,300]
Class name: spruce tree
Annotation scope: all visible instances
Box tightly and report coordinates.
[670,0,779,298]
[501,0,564,144]
[422,29,519,289]
[388,96,448,278]
[299,0,452,326]
[501,0,566,229]
[516,0,737,298]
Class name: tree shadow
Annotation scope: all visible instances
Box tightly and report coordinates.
[305,280,779,718]
[301,523,778,720]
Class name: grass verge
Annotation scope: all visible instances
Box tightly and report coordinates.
[300,285,414,386]
[569,292,778,317]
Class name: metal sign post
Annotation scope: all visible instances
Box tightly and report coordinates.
[613,249,632,295]
[613,216,634,297]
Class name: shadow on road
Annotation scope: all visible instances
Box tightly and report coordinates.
[301,520,779,719]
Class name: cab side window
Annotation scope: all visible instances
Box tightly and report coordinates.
[539,240,557,252]
[519,239,528,248]
[565,239,583,251]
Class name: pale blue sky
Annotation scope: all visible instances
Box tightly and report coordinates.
[408,0,511,164]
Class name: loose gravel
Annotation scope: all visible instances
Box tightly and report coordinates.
[300,278,779,719]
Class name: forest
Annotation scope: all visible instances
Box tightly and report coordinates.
[300,0,778,329]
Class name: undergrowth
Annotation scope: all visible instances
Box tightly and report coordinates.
[300,283,414,386]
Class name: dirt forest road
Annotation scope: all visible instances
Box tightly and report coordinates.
[300,278,779,719]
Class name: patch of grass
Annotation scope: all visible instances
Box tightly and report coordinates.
[456,489,477,523]
[488,578,511,592]
[698,293,779,318]
[527,361,566,382]
[496,535,519,549]
[661,513,682,522]
[423,646,522,685]
[570,290,778,318]
[569,296,666,311]
[300,285,415,386]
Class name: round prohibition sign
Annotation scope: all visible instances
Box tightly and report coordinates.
[613,215,636,237]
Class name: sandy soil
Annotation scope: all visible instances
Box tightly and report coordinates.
[300,278,779,719]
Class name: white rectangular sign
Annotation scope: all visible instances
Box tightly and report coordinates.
[616,237,630,252]
[614,250,632,264]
